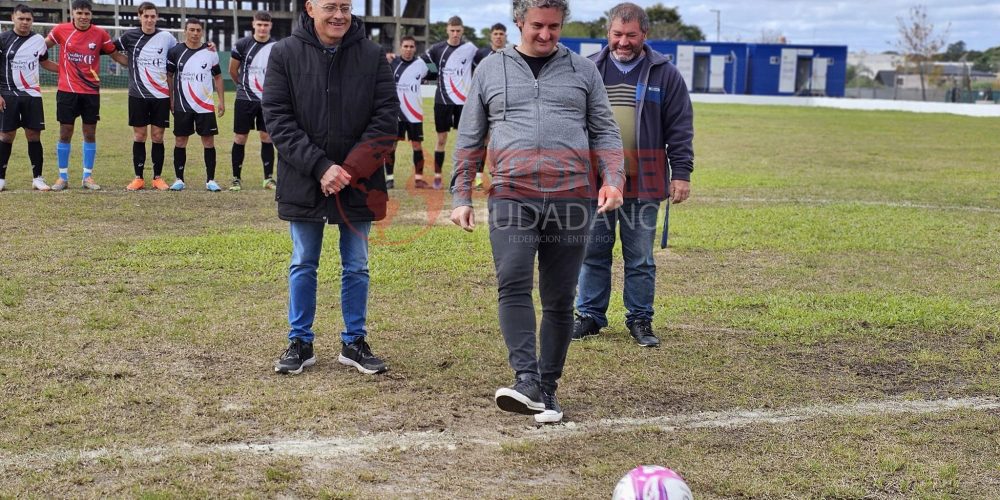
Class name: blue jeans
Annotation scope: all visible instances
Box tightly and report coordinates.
[287,220,372,344]
[576,199,660,327]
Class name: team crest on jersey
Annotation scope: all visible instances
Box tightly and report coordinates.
[88,42,96,50]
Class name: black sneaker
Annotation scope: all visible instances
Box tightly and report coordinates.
[386,179,395,189]
[534,391,563,423]
[627,320,660,347]
[274,339,316,374]
[494,374,544,415]
[338,339,388,374]
[571,314,601,341]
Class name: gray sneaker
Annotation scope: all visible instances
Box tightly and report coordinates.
[81,177,101,191]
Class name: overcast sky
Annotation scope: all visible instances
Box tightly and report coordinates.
[430,0,999,53]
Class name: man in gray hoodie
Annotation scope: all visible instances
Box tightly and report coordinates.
[450,0,625,424]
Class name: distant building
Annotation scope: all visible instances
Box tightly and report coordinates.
[562,38,848,97]
[874,63,996,89]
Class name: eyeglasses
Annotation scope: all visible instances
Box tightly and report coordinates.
[314,2,352,14]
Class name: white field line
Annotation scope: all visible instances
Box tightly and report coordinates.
[3,397,998,467]
[696,196,1000,214]
[388,197,1000,227]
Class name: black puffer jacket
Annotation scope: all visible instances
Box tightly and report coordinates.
[262,14,397,223]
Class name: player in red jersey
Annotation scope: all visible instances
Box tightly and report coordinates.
[44,0,125,191]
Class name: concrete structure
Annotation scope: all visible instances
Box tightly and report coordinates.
[5,0,430,52]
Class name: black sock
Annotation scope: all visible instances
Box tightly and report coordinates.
[386,149,396,177]
[151,142,164,177]
[231,143,245,179]
[204,147,216,181]
[0,141,11,179]
[174,147,186,180]
[132,141,146,178]
[28,141,43,178]
[414,150,424,175]
[261,142,274,179]
[434,151,444,174]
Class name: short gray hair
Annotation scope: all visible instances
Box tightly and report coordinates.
[513,0,570,23]
[607,2,648,33]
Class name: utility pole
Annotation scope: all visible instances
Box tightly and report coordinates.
[710,9,720,42]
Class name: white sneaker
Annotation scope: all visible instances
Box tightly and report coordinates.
[169,179,186,191]
[533,392,563,424]
[206,180,222,192]
[0,179,6,191]
[32,177,51,191]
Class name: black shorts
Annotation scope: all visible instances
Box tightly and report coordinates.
[56,90,100,125]
[173,111,218,137]
[233,99,266,134]
[397,120,424,142]
[0,95,45,132]
[433,103,463,133]
[128,96,170,128]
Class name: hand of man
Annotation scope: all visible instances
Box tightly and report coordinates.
[217,101,225,117]
[450,206,475,232]
[320,164,352,196]
[669,180,691,204]
[596,185,624,214]
[0,96,6,112]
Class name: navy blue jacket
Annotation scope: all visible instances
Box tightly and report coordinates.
[590,44,694,200]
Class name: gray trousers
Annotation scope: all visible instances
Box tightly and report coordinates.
[488,195,593,393]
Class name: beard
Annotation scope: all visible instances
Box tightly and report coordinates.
[610,44,641,63]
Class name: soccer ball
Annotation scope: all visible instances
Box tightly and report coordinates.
[612,465,692,500]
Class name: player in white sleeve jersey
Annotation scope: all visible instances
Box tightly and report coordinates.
[114,2,177,191]
[420,16,477,189]
[388,35,428,189]
[166,18,224,192]
[0,4,58,192]
[227,11,277,192]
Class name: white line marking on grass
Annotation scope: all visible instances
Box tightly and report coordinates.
[3,397,998,466]
[698,197,1000,214]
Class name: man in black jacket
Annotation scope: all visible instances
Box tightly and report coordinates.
[262,1,397,375]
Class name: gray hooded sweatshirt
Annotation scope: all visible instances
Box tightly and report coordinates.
[451,45,625,208]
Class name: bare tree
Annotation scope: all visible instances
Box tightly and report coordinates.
[895,5,949,101]
[757,29,785,44]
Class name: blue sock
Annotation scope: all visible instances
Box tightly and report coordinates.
[82,142,96,179]
[57,142,70,180]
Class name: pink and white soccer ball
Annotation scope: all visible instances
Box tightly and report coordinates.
[612,465,692,500]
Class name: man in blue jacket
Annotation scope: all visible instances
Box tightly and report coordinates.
[574,2,694,347]
[263,1,397,375]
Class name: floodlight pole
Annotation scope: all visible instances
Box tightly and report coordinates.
[710,9,720,42]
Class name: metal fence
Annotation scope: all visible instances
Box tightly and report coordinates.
[845,87,1000,104]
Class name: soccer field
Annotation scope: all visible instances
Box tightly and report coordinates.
[1,91,999,497]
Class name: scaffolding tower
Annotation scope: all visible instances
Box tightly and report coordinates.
[4,0,430,52]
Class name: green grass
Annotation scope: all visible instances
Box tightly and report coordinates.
[1,90,999,497]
